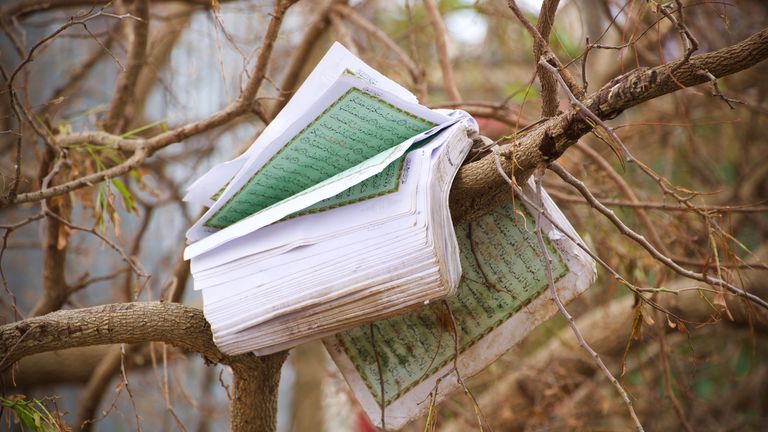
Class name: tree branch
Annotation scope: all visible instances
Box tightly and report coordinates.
[269,0,339,118]
[422,0,461,102]
[102,0,149,133]
[0,302,222,367]
[449,27,768,225]
[533,0,561,117]
[332,3,426,97]
[0,0,298,208]
[0,301,287,432]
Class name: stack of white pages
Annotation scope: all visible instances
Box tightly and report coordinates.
[183,43,478,356]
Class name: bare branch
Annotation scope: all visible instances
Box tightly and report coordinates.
[270,0,337,118]
[534,0,560,117]
[332,3,426,96]
[329,11,357,56]
[532,172,644,431]
[545,190,768,214]
[507,0,584,100]
[449,27,768,225]
[0,0,299,208]
[422,0,461,102]
[548,163,768,312]
[102,0,150,133]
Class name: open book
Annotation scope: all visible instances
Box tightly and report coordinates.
[184,43,477,355]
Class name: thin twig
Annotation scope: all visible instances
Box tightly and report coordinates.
[573,142,670,256]
[507,0,584,99]
[422,0,461,102]
[548,163,768,311]
[532,172,645,432]
[332,3,424,95]
[329,11,357,56]
[545,189,768,214]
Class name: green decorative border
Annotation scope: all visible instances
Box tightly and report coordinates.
[278,156,407,222]
[203,86,435,229]
[335,207,569,406]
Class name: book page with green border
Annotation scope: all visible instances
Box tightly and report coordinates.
[204,88,435,229]
[334,200,568,406]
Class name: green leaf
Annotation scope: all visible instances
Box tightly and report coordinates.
[111,178,137,213]
[120,118,168,138]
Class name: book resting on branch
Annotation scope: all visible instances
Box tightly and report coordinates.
[183,42,596,430]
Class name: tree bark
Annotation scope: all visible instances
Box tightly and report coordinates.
[0,302,288,432]
[229,353,288,432]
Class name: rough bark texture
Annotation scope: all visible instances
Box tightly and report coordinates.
[0,302,288,432]
[230,353,289,432]
[533,0,560,117]
[0,302,221,365]
[449,27,768,225]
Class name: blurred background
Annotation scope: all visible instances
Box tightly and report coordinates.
[1,0,767,430]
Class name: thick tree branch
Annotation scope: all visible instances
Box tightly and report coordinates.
[449,27,768,224]
[0,302,222,366]
[0,302,287,432]
[534,0,561,117]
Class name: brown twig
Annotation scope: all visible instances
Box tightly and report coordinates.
[548,162,768,311]
[269,0,337,118]
[422,0,461,102]
[329,11,357,56]
[534,0,561,117]
[656,313,695,432]
[490,149,675,319]
[102,0,149,133]
[573,142,670,256]
[507,0,584,100]
[76,346,123,431]
[1,0,298,208]
[545,189,768,214]
[532,172,645,431]
[332,3,426,97]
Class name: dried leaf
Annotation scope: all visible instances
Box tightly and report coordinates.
[56,224,71,250]
[666,315,676,329]
[713,291,734,321]
[642,310,655,326]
